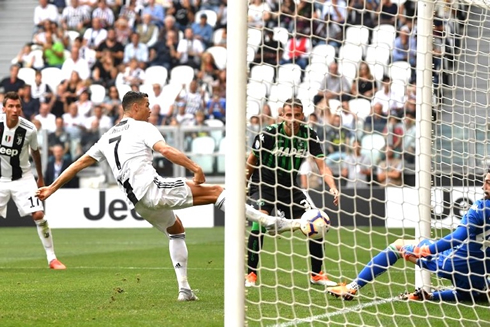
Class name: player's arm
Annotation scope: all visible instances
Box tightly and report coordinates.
[245,151,258,182]
[36,154,97,200]
[153,140,204,184]
[31,148,45,188]
[314,156,339,206]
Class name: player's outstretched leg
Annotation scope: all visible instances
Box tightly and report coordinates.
[245,222,265,287]
[33,212,65,270]
[309,239,337,287]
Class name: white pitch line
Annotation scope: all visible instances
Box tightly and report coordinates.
[0,266,224,270]
[268,297,400,327]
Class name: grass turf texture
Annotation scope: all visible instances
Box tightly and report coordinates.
[0,227,489,327]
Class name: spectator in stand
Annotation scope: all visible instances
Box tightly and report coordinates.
[61,0,91,33]
[216,0,228,29]
[20,85,40,122]
[378,0,399,26]
[322,0,347,47]
[75,89,93,117]
[176,27,204,69]
[42,31,65,68]
[213,27,227,48]
[248,0,271,28]
[174,101,195,126]
[62,71,85,106]
[179,79,205,116]
[33,20,59,46]
[72,37,97,69]
[405,82,416,114]
[84,104,113,134]
[136,14,159,48]
[47,117,71,157]
[372,75,404,116]
[402,110,416,164]
[252,29,282,67]
[206,87,226,121]
[0,64,25,93]
[432,17,446,87]
[83,18,108,50]
[33,0,59,31]
[96,28,125,66]
[315,61,351,109]
[376,145,403,187]
[197,52,220,87]
[281,34,312,70]
[364,103,387,134]
[213,69,226,99]
[101,85,121,123]
[383,112,404,154]
[45,144,79,188]
[31,71,54,106]
[169,0,197,32]
[199,0,221,12]
[119,0,142,29]
[52,0,66,14]
[14,44,36,69]
[123,32,149,68]
[277,0,296,31]
[341,139,373,189]
[191,13,214,49]
[351,61,377,101]
[148,83,169,121]
[122,58,146,86]
[79,0,98,12]
[61,46,91,81]
[323,113,351,161]
[393,25,417,66]
[62,103,86,159]
[159,15,181,43]
[34,102,57,133]
[92,50,118,88]
[51,85,69,118]
[148,30,179,70]
[92,0,115,29]
[347,0,376,28]
[114,17,133,45]
[142,0,165,29]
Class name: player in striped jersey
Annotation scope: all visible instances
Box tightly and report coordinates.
[245,98,340,287]
[0,92,65,269]
[36,91,296,301]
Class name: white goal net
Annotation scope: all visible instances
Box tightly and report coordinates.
[240,0,490,326]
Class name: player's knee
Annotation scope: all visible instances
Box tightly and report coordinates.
[31,211,44,220]
[167,216,185,234]
[392,239,406,250]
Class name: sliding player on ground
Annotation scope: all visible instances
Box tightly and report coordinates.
[245,98,340,287]
[328,170,490,301]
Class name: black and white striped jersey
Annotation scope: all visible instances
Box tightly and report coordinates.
[0,114,38,181]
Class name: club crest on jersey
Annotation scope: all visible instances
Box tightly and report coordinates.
[16,135,22,145]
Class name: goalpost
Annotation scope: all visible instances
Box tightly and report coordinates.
[226,0,490,325]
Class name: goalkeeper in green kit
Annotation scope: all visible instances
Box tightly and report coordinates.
[245,99,340,287]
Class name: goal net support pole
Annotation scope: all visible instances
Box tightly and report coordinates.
[224,0,247,325]
[415,0,434,290]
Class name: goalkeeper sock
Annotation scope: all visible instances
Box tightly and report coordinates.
[309,238,324,274]
[34,218,56,263]
[169,233,191,290]
[247,225,265,274]
[354,244,401,288]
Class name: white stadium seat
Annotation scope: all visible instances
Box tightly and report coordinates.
[248,28,263,52]
[169,65,195,87]
[89,84,107,104]
[195,9,218,27]
[206,46,227,70]
[389,61,412,84]
[18,67,36,86]
[144,65,168,87]
[190,136,216,174]
[309,44,336,65]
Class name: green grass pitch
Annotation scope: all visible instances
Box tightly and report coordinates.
[0,227,489,327]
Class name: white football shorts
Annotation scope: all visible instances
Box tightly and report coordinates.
[134,176,193,233]
[0,174,44,218]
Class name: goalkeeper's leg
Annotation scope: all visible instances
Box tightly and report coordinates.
[246,222,266,287]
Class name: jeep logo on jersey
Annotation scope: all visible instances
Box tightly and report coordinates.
[0,146,19,157]
[272,147,309,158]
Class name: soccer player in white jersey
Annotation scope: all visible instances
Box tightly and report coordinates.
[0,92,65,270]
[36,91,297,301]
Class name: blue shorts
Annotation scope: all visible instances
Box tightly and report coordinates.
[404,239,489,291]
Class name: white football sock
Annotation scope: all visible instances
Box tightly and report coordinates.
[214,189,276,227]
[169,233,191,290]
[34,218,56,263]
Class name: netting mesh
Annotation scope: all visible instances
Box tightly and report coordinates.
[244,0,490,326]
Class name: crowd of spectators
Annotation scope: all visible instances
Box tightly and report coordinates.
[0,0,467,187]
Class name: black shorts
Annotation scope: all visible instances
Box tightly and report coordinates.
[248,186,314,219]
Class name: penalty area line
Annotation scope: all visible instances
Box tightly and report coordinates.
[0,266,224,270]
[269,297,400,327]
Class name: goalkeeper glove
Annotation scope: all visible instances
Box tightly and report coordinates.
[413,245,432,258]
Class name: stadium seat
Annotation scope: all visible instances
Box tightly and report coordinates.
[247,81,267,104]
[41,67,63,94]
[169,65,195,87]
[348,98,372,121]
[247,46,256,66]
[67,30,80,44]
[116,84,131,101]
[389,61,412,84]
[205,119,224,150]
[248,28,262,52]
[269,83,294,102]
[139,83,154,98]
[297,81,320,105]
[159,84,183,115]
[368,63,385,88]
[361,133,386,164]
[213,28,225,46]
[345,26,370,56]
[195,9,218,27]
[246,100,261,120]
[304,63,328,85]
[391,80,406,100]
[89,84,107,104]
[206,46,227,70]
[250,64,274,94]
[267,100,283,118]
[372,24,397,50]
[30,49,45,70]
[328,99,342,111]
[190,136,216,174]
[144,65,168,87]
[338,61,357,89]
[309,44,336,65]
[276,63,302,86]
[338,43,363,65]
[272,27,289,46]
[216,137,226,174]
[18,67,36,86]
[365,43,391,66]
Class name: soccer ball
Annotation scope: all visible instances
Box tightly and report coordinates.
[300,209,330,239]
